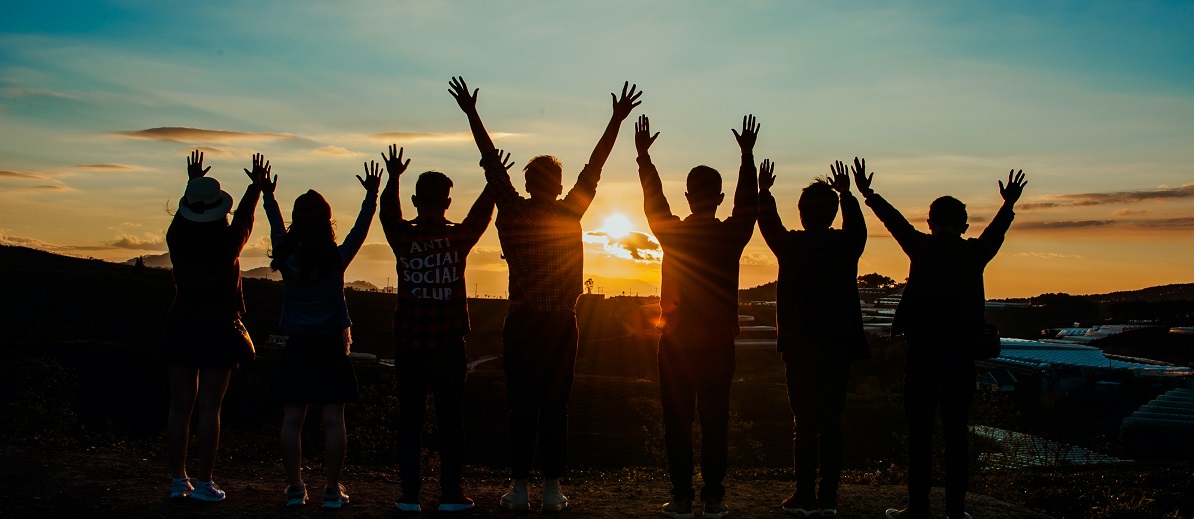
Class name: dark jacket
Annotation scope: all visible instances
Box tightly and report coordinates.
[166,184,260,322]
[638,153,757,343]
[865,192,1014,351]
[759,189,869,363]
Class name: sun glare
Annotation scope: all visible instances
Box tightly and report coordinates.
[600,213,633,239]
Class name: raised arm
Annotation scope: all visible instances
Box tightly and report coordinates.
[634,114,678,233]
[859,166,921,251]
[561,82,644,217]
[977,169,1027,257]
[339,161,381,266]
[730,114,760,220]
[449,76,497,156]
[836,158,866,255]
[480,149,521,213]
[459,184,496,249]
[756,159,787,255]
[378,144,411,247]
[229,153,265,253]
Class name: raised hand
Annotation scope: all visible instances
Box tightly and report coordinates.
[732,114,760,154]
[634,114,660,156]
[759,159,776,192]
[850,157,874,197]
[381,144,410,177]
[448,76,479,114]
[999,169,1027,203]
[480,149,515,171]
[610,81,643,121]
[244,153,274,193]
[358,161,383,191]
[829,160,851,194]
[187,150,211,179]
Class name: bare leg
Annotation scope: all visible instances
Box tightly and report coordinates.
[281,404,308,488]
[322,404,347,490]
[193,367,231,482]
[167,365,199,479]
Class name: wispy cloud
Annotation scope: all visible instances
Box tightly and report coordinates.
[0,170,52,181]
[367,131,519,144]
[1016,220,1114,230]
[73,163,139,171]
[310,145,358,157]
[114,127,297,143]
[1014,252,1084,260]
[1021,184,1194,210]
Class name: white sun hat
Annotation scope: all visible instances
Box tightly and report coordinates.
[178,177,234,222]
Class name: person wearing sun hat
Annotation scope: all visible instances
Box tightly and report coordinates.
[163,150,267,503]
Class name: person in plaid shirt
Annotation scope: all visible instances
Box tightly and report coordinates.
[449,76,642,512]
[379,144,494,513]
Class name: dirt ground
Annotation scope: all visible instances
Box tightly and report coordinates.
[0,445,1052,519]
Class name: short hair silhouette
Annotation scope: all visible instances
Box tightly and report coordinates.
[416,171,453,200]
[524,155,563,196]
[929,196,967,228]
[686,165,723,213]
[798,179,838,230]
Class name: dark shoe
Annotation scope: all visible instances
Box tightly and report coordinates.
[662,499,695,519]
[886,507,930,519]
[439,492,476,512]
[781,493,817,516]
[285,484,307,507]
[702,500,729,519]
[322,483,349,509]
[395,493,421,512]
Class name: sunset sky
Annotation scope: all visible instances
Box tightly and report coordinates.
[3,1,1193,299]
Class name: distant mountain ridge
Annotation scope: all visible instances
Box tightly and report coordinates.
[737,278,1194,303]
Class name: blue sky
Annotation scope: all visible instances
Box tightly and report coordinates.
[3,1,1193,297]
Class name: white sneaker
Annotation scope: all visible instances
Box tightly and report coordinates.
[542,489,569,512]
[662,499,695,518]
[169,477,192,499]
[190,480,225,502]
[501,488,530,511]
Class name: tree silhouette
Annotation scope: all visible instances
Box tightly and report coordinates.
[585,278,595,295]
[857,272,897,289]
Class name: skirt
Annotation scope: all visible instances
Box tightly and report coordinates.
[160,319,254,369]
[272,330,358,405]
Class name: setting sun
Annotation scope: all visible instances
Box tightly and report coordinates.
[599,213,634,239]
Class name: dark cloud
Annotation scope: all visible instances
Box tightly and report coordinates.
[110,235,165,250]
[588,230,661,261]
[114,127,296,143]
[1015,220,1114,230]
[1129,217,1194,229]
[1022,184,1194,210]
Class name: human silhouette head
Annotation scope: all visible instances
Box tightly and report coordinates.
[272,189,340,279]
[292,189,332,223]
[685,165,724,216]
[524,155,563,200]
[798,180,838,231]
[927,195,969,236]
[413,171,453,218]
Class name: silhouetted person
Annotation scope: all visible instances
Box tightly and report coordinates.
[758,159,870,516]
[451,76,642,512]
[859,165,1027,519]
[635,114,759,519]
[261,158,380,509]
[163,150,262,501]
[378,143,494,513]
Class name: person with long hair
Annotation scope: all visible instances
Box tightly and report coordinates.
[259,160,381,509]
[163,150,266,501]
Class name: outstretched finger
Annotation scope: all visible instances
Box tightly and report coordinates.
[357,175,366,186]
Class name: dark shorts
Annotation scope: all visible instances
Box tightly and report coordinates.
[160,319,253,369]
[272,331,358,405]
